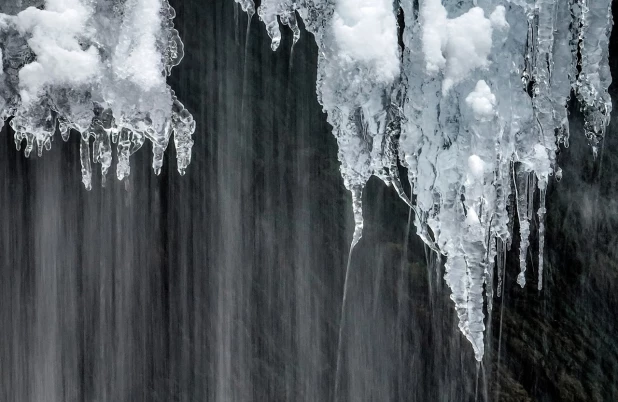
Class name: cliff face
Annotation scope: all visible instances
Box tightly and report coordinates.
[0,0,616,401]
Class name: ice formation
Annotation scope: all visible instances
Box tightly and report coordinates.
[0,0,195,189]
[1,0,612,363]
[245,0,613,361]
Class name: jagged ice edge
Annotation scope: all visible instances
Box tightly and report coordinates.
[241,0,613,362]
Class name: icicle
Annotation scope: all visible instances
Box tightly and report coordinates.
[91,106,113,180]
[444,249,486,362]
[280,9,300,46]
[9,100,57,159]
[79,133,92,191]
[172,97,195,174]
[574,0,613,149]
[24,133,34,158]
[152,143,167,176]
[496,239,505,297]
[485,236,497,312]
[515,168,532,288]
[14,132,23,152]
[552,0,578,148]
[528,174,537,220]
[234,0,256,18]
[255,0,301,51]
[148,109,173,176]
[531,0,559,166]
[350,185,364,248]
[59,120,70,142]
[117,128,131,181]
[258,1,283,51]
[538,187,547,290]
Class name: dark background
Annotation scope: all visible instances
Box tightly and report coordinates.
[0,0,617,400]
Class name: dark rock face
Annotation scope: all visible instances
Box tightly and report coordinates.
[0,0,616,401]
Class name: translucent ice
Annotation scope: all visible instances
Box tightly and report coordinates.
[242,0,614,362]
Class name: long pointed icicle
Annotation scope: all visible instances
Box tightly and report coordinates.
[515,168,531,288]
[538,188,547,290]
[350,185,364,248]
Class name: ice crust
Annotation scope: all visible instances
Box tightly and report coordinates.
[0,0,195,189]
[245,0,614,361]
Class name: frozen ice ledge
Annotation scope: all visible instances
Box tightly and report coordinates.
[0,0,195,189]
[241,0,613,361]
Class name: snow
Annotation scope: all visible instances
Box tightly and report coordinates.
[333,0,400,83]
[465,207,480,227]
[489,6,509,30]
[421,2,507,93]
[112,0,165,91]
[465,80,496,121]
[14,0,100,104]
[467,155,485,180]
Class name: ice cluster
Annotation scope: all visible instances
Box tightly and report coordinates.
[0,0,194,189]
[244,0,613,361]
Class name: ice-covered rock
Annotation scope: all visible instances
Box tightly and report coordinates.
[0,0,194,188]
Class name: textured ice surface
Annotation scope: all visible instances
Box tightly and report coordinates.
[0,0,194,189]
[244,0,614,361]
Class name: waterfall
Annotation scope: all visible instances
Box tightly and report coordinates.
[0,0,617,400]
